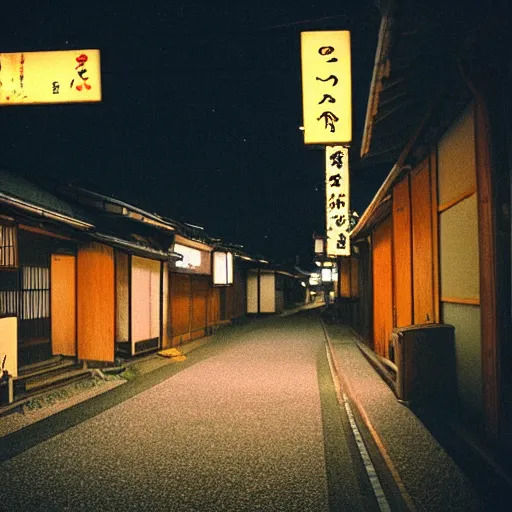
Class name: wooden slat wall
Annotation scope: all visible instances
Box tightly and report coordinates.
[350,257,359,298]
[341,258,351,298]
[169,273,191,338]
[191,276,208,336]
[232,267,246,319]
[225,285,235,320]
[372,216,393,358]
[169,273,223,345]
[411,159,435,324]
[209,285,220,325]
[51,254,76,356]
[77,243,115,362]
[392,176,412,327]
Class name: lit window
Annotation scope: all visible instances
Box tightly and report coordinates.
[0,225,18,268]
[321,268,334,282]
[213,251,233,286]
[174,243,201,269]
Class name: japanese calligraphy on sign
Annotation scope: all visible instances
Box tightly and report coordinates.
[0,49,101,105]
[326,146,350,256]
[300,31,352,145]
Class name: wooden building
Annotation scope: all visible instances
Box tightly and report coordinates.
[58,185,182,359]
[0,176,244,377]
[347,0,511,450]
[0,171,94,374]
[246,264,307,315]
[167,233,217,346]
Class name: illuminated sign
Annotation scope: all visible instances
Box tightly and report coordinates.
[300,31,352,145]
[213,251,233,286]
[326,146,350,256]
[0,49,101,105]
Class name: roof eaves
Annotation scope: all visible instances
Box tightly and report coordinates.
[0,192,95,231]
[91,232,181,261]
[62,185,177,231]
[350,163,401,240]
[361,14,394,159]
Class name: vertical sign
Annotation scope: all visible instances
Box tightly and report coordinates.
[0,49,101,105]
[326,146,350,256]
[300,31,352,145]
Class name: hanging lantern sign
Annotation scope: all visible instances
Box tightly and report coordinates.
[300,31,352,145]
[0,49,102,105]
[326,145,350,256]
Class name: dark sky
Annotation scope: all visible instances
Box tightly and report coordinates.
[1,1,384,266]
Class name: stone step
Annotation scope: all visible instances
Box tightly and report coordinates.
[18,358,78,381]
[18,355,64,377]
[13,368,92,403]
[14,359,85,397]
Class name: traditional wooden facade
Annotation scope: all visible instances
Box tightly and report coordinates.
[246,264,307,315]
[167,234,222,346]
[0,171,94,372]
[223,259,247,321]
[347,0,511,450]
[58,185,181,360]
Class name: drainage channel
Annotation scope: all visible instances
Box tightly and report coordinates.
[321,321,415,512]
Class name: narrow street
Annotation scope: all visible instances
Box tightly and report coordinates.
[0,310,398,511]
[1,3,510,511]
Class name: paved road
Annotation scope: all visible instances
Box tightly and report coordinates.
[1,311,383,511]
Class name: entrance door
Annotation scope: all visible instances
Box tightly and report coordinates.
[77,243,115,362]
[131,256,161,354]
[51,254,76,356]
[18,265,51,366]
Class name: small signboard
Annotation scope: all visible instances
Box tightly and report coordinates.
[0,49,101,105]
[326,146,351,256]
[301,31,352,145]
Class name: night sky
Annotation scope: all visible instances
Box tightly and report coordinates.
[1,1,385,266]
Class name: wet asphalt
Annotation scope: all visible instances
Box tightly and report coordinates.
[0,311,380,512]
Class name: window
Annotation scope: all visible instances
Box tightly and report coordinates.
[0,265,50,319]
[0,225,18,268]
[20,266,50,319]
[212,251,233,286]
[174,243,202,269]
[0,271,18,316]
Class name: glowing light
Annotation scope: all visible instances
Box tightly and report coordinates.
[174,244,201,269]
[0,49,102,105]
[301,31,352,144]
[213,251,233,286]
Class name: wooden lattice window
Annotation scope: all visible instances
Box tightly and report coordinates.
[0,271,18,316]
[0,224,18,268]
[20,266,50,319]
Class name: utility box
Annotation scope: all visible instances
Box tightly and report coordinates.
[392,324,456,405]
